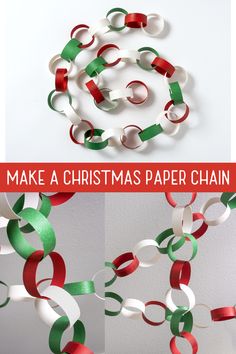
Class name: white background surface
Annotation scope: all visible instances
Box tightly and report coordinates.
[105,193,236,353]
[4,0,231,162]
[0,193,105,354]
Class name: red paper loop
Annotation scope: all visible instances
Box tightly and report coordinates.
[23,250,66,299]
[46,193,75,206]
[126,80,149,105]
[125,13,147,28]
[70,24,95,48]
[55,69,68,92]
[170,261,191,289]
[170,332,198,354]
[112,252,139,277]
[142,301,166,326]
[97,44,121,67]
[69,121,95,145]
[86,80,105,104]
[164,100,190,124]
[63,341,94,354]
[121,125,143,150]
[191,212,208,240]
[211,307,236,321]
[152,57,175,78]
[165,193,197,208]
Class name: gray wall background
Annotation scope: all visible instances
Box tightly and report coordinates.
[1,193,236,354]
[0,193,105,354]
[105,193,236,354]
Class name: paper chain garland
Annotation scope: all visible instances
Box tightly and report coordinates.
[0,192,96,354]
[2,192,234,353]
[104,192,236,353]
[48,8,190,150]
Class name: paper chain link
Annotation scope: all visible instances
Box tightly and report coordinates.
[48,8,191,151]
[104,192,236,353]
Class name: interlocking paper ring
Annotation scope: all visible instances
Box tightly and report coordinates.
[200,197,231,226]
[49,54,73,76]
[172,206,193,237]
[101,128,125,147]
[193,303,212,328]
[165,193,197,208]
[77,68,102,92]
[211,306,236,321]
[97,44,121,67]
[23,250,66,299]
[141,13,165,37]
[105,292,123,316]
[48,90,72,114]
[92,264,117,301]
[152,57,175,78]
[142,301,166,326]
[89,18,111,36]
[86,80,105,103]
[133,239,161,267]
[170,261,191,290]
[157,111,180,136]
[164,66,188,89]
[94,88,119,111]
[126,80,149,105]
[69,120,95,145]
[8,285,34,302]
[170,332,198,354]
[190,212,208,240]
[62,342,93,354]
[121,298,145,319]
[121,125,143,150]
[112,252,139,277]
[137,47,159,71]
[124,13,147,28]
[106,8,128,32]
[70,24,95,48]
[166,284,196,313]
[165,100,190,124]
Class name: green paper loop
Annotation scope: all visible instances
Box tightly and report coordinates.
[221,192,236,209]
[84,129,108,150]
[165,306,188,322]
[61,39,82,61]
[49,316,85,354]
[7,208,56,260]
[137,47,160,71]
[167,233,198,262]
[155,228,185,255]
[12,194,51,234]
[105,261,117,288]
[48,90,72,114]
[105,292,123,316]
[106,8,128,31]
[139,124,163,142]
[85,57,107,77]
[169,82,184,105]
[0,281,10,308]
[170,308,193,336]
[64,281,95,296]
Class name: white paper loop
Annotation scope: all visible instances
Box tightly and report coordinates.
[193,303,212,328]
[200,197,231,226]
[49,54,73,76]
[89,18,111,36]
[172,206,193,237]
[141,13,165,37]
[109,88,133,101]
[8,285,34,302]
[133,239,161,267]
[164,66,189,89]
[35,285,80,328]
[165,284,195,312]
[121,298,145,319]
[119,49,141,63]
[101,128,125,147]
[158,111,180,136]
[64,105,82,125]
